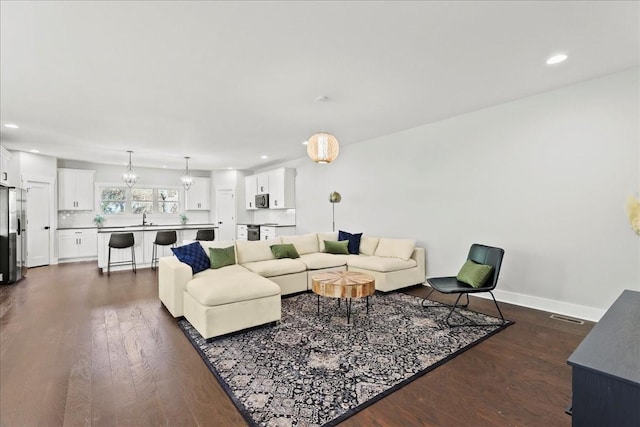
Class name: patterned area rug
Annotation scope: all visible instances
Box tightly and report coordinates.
[178,291,512,427]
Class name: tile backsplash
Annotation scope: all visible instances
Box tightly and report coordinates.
[253,209,296,225]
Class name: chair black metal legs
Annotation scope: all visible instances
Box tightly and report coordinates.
[151,242,175,271]
[152,242,157,271]
[151,231,177,271]
[106,246,137,276]
[422,287,470,308]
[422,289,504,327]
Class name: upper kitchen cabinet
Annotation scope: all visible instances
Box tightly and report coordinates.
[0,146,10,186]
[185,177,210,210]
[268,168,295,209]
[257,173,269,194]
[244,168,295,210]
[58,168,96,210]
[245,174,258,210]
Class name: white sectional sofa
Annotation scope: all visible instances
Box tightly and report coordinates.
[159,232,425,340]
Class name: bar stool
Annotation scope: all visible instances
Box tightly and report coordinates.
[195,229,215,241]
[107,233,136,276]
[151,230,177,270]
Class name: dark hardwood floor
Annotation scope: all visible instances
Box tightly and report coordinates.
[0,262,592,426]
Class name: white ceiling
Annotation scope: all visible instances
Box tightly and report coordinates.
[1,1,638,171]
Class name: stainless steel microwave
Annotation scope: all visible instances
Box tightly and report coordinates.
[255,194,269,208]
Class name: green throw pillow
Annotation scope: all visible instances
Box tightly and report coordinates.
[324,240,349,255]
[457,259,494,288]
[209,246,236,269]
[270,243,300,259]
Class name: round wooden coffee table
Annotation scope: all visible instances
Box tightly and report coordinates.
[311,271,376,323]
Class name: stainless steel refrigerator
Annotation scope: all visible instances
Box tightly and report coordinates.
[0,186,27,284]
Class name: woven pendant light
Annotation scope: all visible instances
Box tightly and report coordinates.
[307,132,339,164]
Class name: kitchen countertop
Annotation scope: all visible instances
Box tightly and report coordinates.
[58,223,218,233]
[237,223,296,227]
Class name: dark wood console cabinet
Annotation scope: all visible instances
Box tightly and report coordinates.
[567,289,640,426]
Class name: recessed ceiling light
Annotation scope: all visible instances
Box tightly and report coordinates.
[162,165,167,168]
[302,140,308,145]
[261,155,268,159]
[30,149,39,153]
[227,167,234,170]
[546,54,568,65]
[4,123,19,129]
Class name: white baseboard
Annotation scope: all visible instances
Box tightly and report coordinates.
[473,289,605,322]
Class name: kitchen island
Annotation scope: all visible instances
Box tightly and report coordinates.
[96,223,218,272]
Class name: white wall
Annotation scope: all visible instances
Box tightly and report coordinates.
[17,152,57,180]
[285,68,639,321]
[13,152,58,265]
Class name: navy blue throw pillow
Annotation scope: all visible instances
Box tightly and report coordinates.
[171,242,210,274]
[338,230,363,255]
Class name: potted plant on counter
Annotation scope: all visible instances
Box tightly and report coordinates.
[179,213,188,225]
[93,214,105,228]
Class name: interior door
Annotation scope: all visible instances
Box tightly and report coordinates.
[215,189,236,241]
[27,182,50,267]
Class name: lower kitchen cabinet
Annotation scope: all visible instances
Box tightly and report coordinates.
[260,226,296,241]
[237,225,248,240]
[58,229,98,262]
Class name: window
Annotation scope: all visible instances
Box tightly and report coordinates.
[158,189,179,213]
[100,187,126,214]
[131,188,153,214]
[99,186,180,215]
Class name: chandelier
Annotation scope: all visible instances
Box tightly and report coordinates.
[181,156,194,191]
[122,150,138,188]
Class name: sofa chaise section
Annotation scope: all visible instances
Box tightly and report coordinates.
[183,265,281,340]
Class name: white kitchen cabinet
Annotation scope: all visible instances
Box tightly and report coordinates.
[244,175,258,210]
[260,226,276,241]
[58,168,96,210]
[237,225,248,240]
[260,226,296,241]
[268,168,295,209]
[0,146,10,186]
[245,168,295,210]
[257,173,269,194]
[185,177,210,210]
[58,229,98,261]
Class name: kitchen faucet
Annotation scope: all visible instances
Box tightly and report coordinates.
[142,212,147,226]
